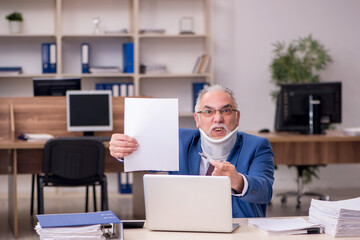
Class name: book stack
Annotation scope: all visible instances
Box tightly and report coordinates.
[192,54,210,74]
[309,197,360,237]
[0,66,22,75]
[140,64,168,74]
[35,210,123,240]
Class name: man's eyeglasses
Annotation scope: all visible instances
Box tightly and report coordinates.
[197,108,238,117]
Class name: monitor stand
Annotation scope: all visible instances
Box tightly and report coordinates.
[308,95,322,134]
[83,131,95,137]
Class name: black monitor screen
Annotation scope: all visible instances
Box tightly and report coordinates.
[66,90,113,134]
[275,82,341,134]
[33,78,81,96]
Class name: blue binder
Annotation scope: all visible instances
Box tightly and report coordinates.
[95,83,105,90]
[81,43,90,73]
[37,210,121,228]
[118,173,132,194]
[41,43,49,73]
[192,82,210,110]
[123,43,134,73]
[48,43,57,73]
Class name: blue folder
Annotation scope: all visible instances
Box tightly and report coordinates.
[81,43,90,73]
[37,210,121,228]
[192,82,210,110]
[41,43,49,73]
[123,43,134,73]
[41,43,57,73]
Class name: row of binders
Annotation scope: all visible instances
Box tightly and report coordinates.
[309,197,360,237]
[35,210,123,239]
[41,42,134,74]
[96,83,134,97]
[192,54,210,74]
[82,42,134,74]
[42,43,57,73]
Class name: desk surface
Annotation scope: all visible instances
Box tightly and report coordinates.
[124,218,359,240]
[251,130,360,142]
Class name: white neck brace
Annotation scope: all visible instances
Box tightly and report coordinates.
[199,126,239,161]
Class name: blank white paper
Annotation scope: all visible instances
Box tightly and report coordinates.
[124,98,179,172]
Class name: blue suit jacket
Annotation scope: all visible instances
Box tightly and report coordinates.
[170,128,275,218]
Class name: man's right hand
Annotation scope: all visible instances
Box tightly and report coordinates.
[109,133,138,159]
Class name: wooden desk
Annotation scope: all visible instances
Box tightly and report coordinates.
[252,131,360,165]
[0,96,126,238]
[124,217,360,240]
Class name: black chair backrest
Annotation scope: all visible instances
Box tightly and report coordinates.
[42,138,105,180]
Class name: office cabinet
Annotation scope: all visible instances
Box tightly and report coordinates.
[0,0,213,115]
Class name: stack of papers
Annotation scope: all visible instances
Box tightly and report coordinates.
[35,224,105,240]
[248,217,321,236]
[0,66,22,75]
[309,197,360,237]
[344,127,360,136]
[140,64,168,74]
[18,133,54,141]
[35,210,123,240]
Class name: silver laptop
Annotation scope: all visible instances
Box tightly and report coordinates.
[143,174,239,233]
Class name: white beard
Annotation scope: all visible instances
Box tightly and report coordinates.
[199,126,239,161]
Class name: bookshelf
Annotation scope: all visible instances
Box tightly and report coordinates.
[0,0,213,115]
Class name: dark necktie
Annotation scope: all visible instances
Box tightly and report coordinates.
[206,163,215,176]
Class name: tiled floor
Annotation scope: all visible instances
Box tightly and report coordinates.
[0,188,359,240]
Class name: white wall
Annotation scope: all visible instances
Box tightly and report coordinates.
[212,0,360,190]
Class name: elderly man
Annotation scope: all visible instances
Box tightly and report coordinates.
[109,84,274,218]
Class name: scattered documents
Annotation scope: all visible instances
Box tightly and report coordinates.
[35,210,123,240]
[248,217,321,235]
[18,133,54,141]
[344,127,360,136]
[124,98,179,172]
[309,197,360,237]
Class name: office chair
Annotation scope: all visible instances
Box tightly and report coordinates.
[35,138,109,214]
[30,176,97,215]
[277,165,330,209]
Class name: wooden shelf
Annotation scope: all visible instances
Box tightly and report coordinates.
[139,73,210,79]
[62,73,134,78]
[0,0,213,116]
[0,34,55,38]
[61,34,133,38]
[0,74,57,78]
[139,34,207,39]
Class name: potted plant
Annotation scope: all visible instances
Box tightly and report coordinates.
[6,11,23,34]
[269,34,332,186]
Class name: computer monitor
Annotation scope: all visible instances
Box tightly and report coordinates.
[33,78,81,96]
[275,82,341,134]
[66,90,113,136]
